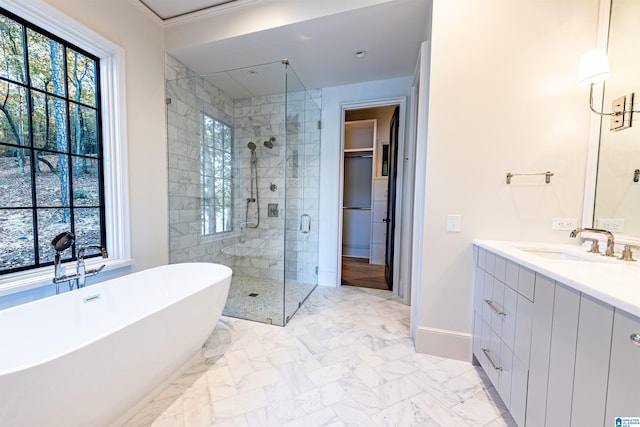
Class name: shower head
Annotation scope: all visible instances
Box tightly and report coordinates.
[263,137,275,149]
[247,142,257,151]
[51,231,75,252]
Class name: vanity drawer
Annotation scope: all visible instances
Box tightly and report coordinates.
[505,259,519,291]
[493,255,506,283]
[482,273,495,325]
[489,279,506,336]
[513,294,533,366]
[510,356,529,427]
[517,266,535,301]
[478,321,514,408]
[501,285,518,351]
[480,322,503,386]
[477,247,487,271]
[497,341,513,408]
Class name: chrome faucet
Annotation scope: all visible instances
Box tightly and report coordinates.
[51,232,108,294]
[569,228,616,257]
[76,245,108,288]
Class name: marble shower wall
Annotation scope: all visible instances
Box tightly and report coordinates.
[166,54,320,286]
[166,54,237,271]
[233,93,287,282]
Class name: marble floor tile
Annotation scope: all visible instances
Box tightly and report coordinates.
[123,286,512,427]
[370,399,435,427]
[212,389,269,419]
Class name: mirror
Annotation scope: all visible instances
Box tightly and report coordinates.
[592,0,640,236]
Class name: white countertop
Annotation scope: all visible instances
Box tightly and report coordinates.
[474,240,640,317]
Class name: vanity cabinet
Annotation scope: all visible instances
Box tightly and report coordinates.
[605,309,640,422]
[473,248,534,426]
[473,245,640,427]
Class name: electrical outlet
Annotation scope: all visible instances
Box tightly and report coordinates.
[596,218,625,232]
[552,218,577,231]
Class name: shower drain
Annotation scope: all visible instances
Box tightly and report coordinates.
[248,293,259,297]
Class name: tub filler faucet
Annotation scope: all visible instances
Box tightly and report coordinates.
[76,245,108,288]
[51,232,108,294]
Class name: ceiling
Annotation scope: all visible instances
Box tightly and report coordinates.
[143,0,431,96]
[140,0,240,20]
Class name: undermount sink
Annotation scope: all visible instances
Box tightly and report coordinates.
[518,247,610,263]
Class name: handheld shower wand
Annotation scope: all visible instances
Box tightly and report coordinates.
[245,142,260,228]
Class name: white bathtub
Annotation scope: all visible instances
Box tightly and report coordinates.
[0,262,232,427]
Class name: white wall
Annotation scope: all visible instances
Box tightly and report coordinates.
[44,0,168,272]
[318,77,412,286]
[415,0,600,360]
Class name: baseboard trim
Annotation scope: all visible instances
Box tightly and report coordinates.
[414,325,472,362]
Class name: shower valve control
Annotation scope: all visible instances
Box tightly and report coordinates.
[268,203,279,218]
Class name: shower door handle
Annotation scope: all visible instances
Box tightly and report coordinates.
[300,214,311,234]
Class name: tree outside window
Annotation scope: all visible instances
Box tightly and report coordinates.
[0,8,104,273]
[201,114,232,235]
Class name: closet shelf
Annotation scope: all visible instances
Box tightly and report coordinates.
[344,148,374,153]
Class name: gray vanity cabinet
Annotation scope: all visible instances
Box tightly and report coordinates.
[604,308,640,422]
[474,244,640,427]
[472,249,534,426]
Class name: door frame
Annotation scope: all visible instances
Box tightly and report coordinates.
[337,96,408,301]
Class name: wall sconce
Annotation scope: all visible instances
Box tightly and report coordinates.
[579,48,638,131]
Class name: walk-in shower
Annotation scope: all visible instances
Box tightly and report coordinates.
[166,58,320,326]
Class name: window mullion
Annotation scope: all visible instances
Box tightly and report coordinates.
[61,44,76,253]
[21,21,41,267]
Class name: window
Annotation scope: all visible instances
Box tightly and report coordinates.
[201,114,232,235]
[0,7,104,274]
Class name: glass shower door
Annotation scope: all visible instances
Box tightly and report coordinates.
[283,63,320,324]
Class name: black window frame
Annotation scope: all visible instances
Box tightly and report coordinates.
[0,6,105,275]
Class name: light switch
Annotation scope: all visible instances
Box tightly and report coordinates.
[447,214,461,233]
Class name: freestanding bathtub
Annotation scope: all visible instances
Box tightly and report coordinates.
[0,262,232,427]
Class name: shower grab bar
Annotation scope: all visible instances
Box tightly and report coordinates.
[300,214,311,234]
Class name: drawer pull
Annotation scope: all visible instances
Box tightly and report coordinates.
[482,348,503,371]
[631,333,640,346]
[485,299,507,316]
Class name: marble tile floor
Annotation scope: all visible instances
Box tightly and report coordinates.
[124,286,516,427]
[223,276,316,326]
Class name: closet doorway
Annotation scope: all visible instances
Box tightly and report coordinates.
[340,104,399,291]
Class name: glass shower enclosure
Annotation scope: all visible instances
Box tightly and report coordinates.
[166,60,320,326]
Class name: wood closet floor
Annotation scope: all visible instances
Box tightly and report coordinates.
[341,256,389,290]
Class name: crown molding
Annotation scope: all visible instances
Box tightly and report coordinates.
[126,0,165,26]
